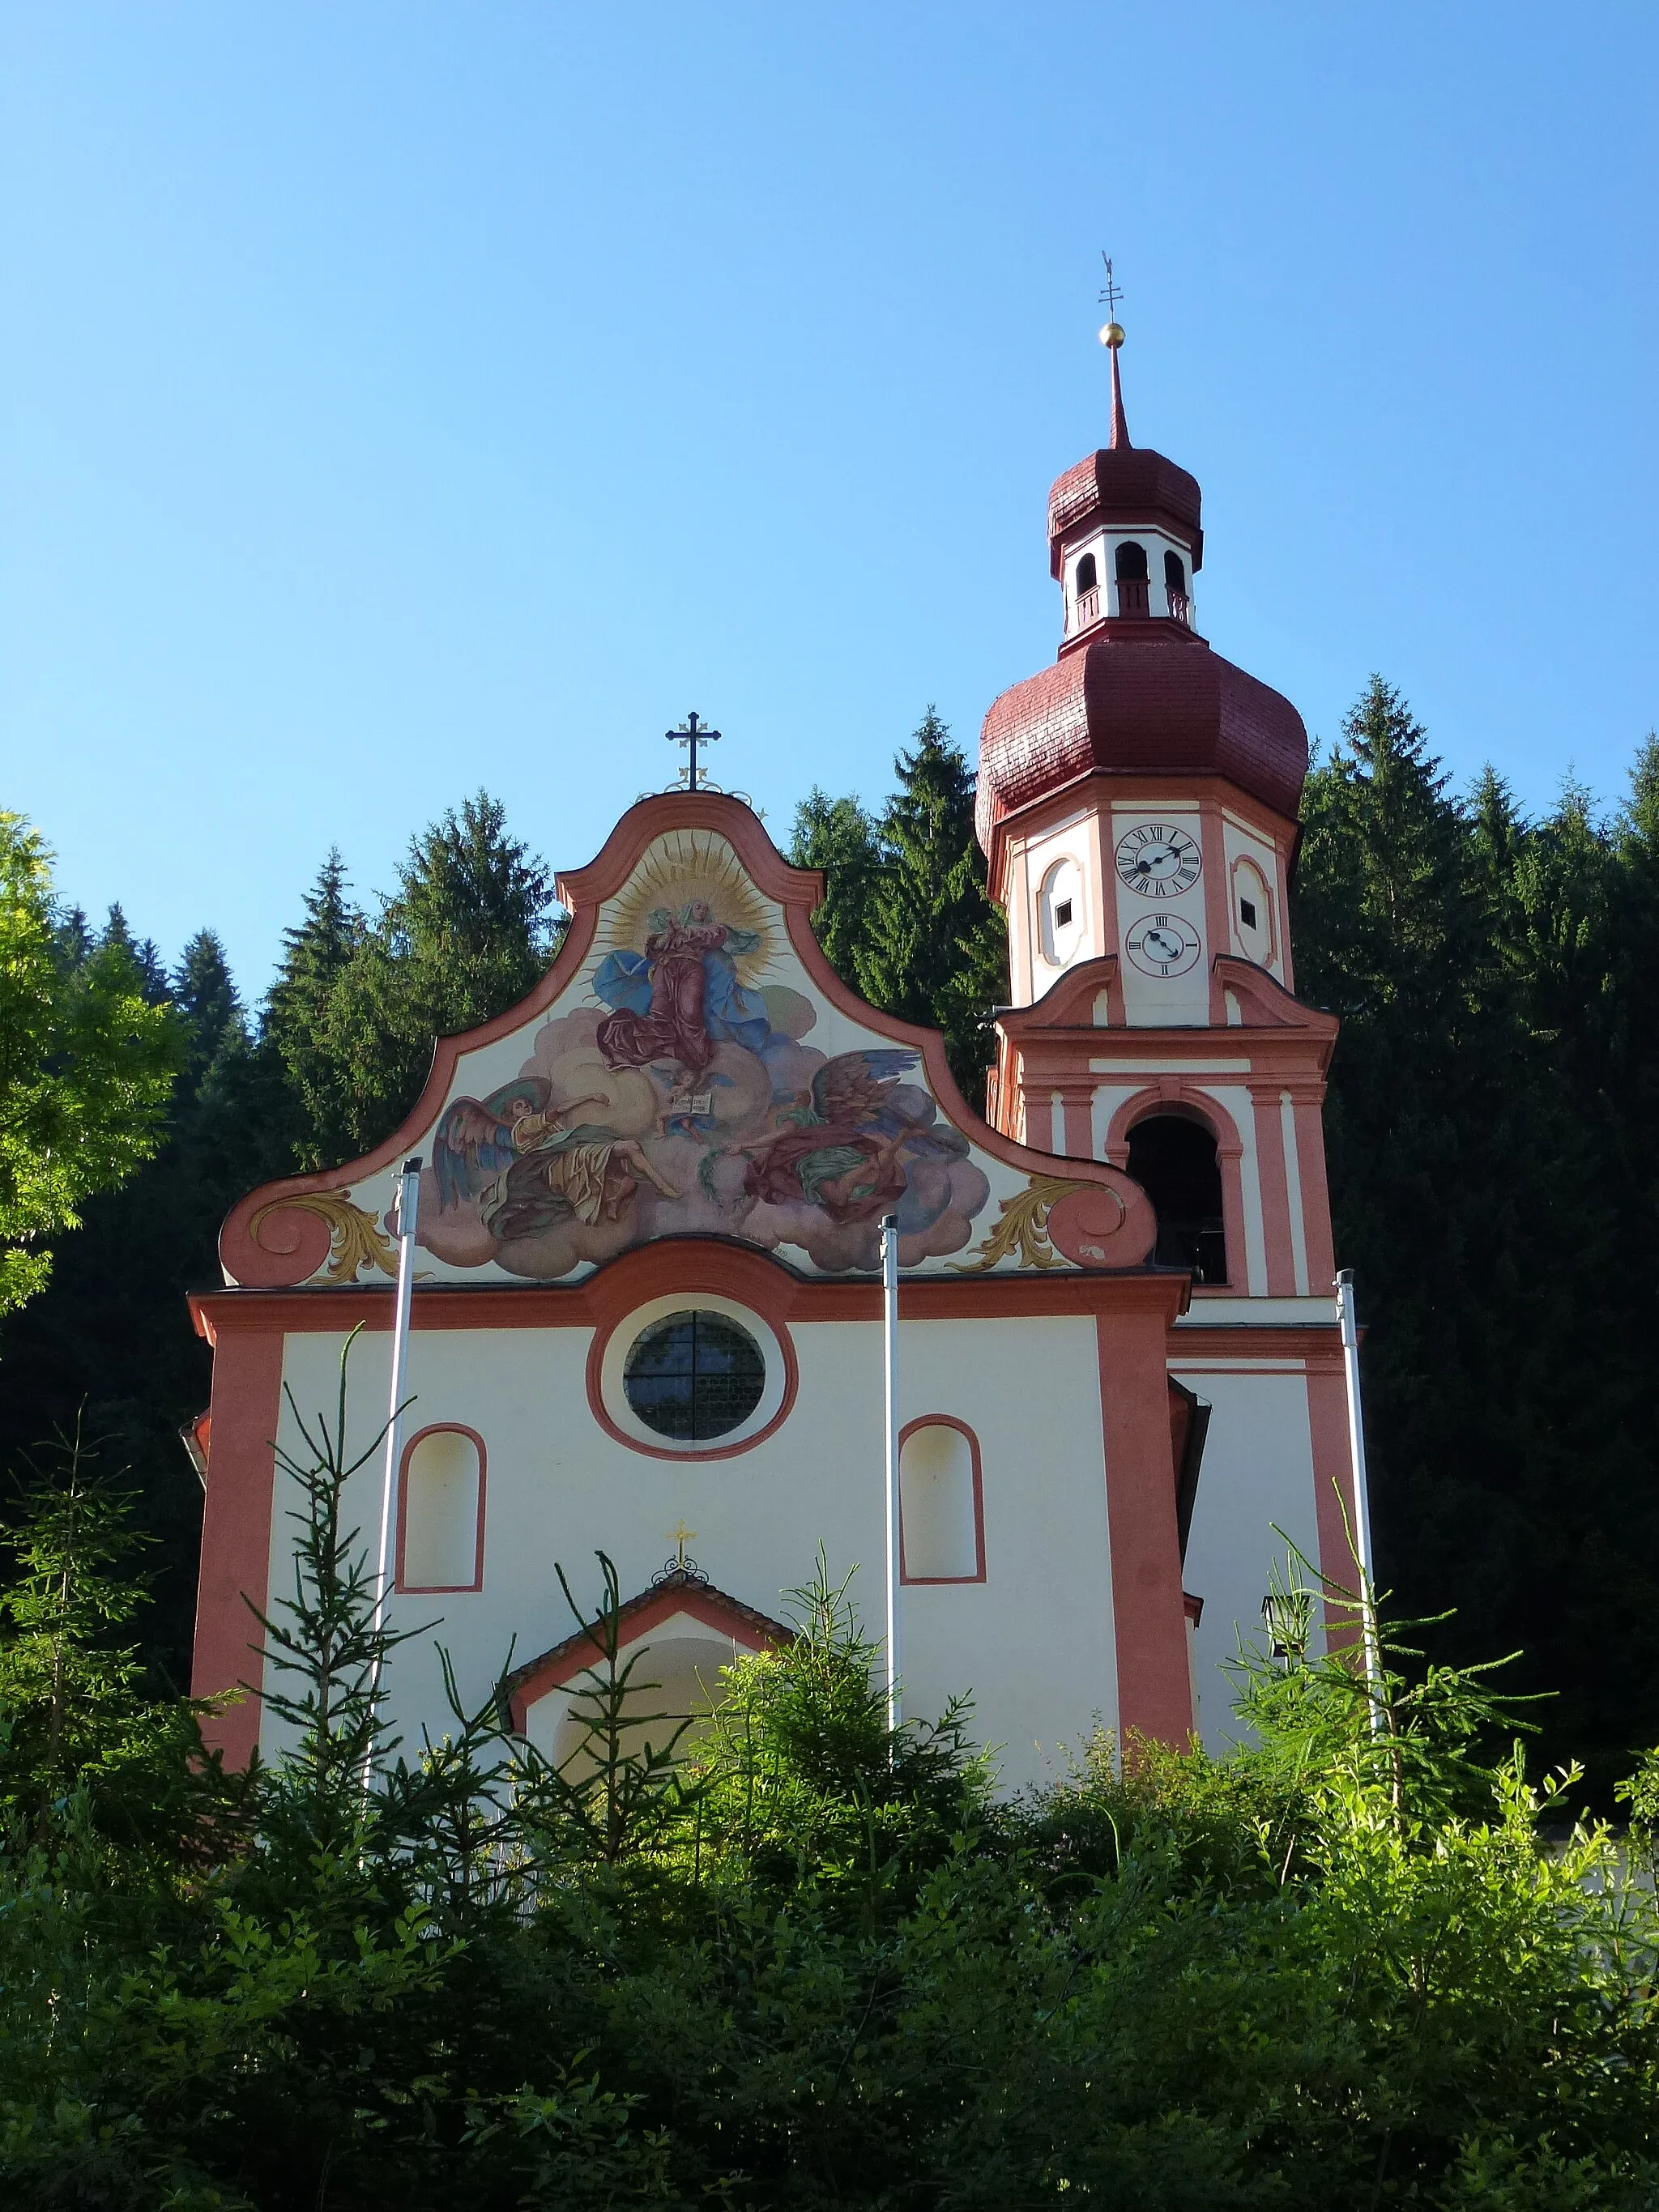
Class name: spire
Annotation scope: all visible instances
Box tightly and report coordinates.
[1100,319,1131,450]
[1096,254,1132,450]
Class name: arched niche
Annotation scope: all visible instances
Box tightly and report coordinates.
[396,1424,486,1592]
[899,1418,985,1583]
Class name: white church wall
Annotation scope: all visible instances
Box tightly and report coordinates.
[1169,1363,1322,1753]
[262,1309,1120,1801]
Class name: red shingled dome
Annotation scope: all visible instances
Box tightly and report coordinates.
[975,630,1309,857]
[1047,446,1205,578]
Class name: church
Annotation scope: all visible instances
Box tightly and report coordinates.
[189,329,1354,1795]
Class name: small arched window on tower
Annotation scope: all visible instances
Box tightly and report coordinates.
[1126,1113,1227,1285]
[1069,551,1100,637]
[1164,549,1191,625]
[1114,539,1149,617]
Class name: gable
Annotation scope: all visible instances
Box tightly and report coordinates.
[220,795,1154,1287]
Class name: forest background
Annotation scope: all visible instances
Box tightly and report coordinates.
[3,677,1658,1802]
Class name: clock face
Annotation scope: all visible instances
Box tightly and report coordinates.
[1115,821,1202,896]
[1124,912,1202,978]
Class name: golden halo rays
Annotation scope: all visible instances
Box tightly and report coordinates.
[587,830,779,986]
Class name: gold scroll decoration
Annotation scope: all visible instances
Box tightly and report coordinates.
[247,1191,398,1285]
[951,1174,1081,1273]
[950,1173,1132,1274]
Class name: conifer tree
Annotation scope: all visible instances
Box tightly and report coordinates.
[855,712,1006,1088]
[170,931,242,1097]
[262,850,365,1171]
[98,903,171,1004]
[789,788,885,987]
[315,795,561,1159]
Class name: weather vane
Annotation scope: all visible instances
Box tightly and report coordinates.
[668,710,721,793]
[1098,252,1124,322]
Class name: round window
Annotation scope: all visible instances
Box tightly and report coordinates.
[621,1309,766,1443]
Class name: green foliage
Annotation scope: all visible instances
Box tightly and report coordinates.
[0,794,561,1688]
[280,795,562,1164]
[791,710,1007,1103]
[1292,681,1659,1795]
[0,816,181,1315]
[4,1357,1657,2206]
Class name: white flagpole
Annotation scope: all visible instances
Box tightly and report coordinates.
[1334,1266,1383,1727]
[881,1213,902,1737]
[367,1157,422,1765]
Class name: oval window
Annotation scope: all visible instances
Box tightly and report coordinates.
[622,1309,766,1442]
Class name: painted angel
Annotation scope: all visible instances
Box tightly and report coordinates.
[594,900,769,1079]
[740,1048,945,1225]
[433,1076,678,1247]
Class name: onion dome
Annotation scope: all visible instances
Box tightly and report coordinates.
[976,327,1307,859]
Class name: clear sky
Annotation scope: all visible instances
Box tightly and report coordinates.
[3,6,1655,992]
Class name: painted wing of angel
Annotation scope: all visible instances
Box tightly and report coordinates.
[433,1079,551,1212]
[741,1048,926,1223]
[433,1075,679,1242]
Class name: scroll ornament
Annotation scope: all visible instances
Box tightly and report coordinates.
[951,1174,1128,1273]
[246,1190,398,1285]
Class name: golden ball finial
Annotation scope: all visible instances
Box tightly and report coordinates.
[1098,320,1126,349]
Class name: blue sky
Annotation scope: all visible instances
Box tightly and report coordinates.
[3,6,1655,992]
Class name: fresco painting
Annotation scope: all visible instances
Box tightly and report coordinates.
[416,833,992,1280]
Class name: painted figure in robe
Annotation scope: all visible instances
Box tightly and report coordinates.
[741,1050,966,1225]
[595,901,769,1079]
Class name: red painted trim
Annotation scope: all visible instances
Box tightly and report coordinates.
[189,1255,1190,1340]
[1104,1084,1245,1292]
[190,1328,285,1767]
[394,1422,487,1592]
[1292,1096,1337,1287]
[898,1415,987,1583]
[1097,1305,1194,1747]
[1199,799,1232,1024]
[505,1577,788,1733]
[585,1275,800,1462]
[1251,1088,1297,1297]
[1306,1362,1363,1652]
[1167,1323,1343,1364]
[1183,1591,1204,1626]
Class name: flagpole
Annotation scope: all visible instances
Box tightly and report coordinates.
[881,1213,902,1737]
[1334,1266,1383,1727]
[366,1157,422,1769]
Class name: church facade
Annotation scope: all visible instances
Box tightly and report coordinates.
[190,343,1354,1794]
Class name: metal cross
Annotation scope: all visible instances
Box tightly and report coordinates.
[667,1520,697,1569]
[668,711,721,792]
[1098,252,1124,318]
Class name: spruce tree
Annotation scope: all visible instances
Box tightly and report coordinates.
[262,850,365,1171]
[853,710,1007,1102]
[98,903,170,1004]
[171,931,242,1097]
[789,788,885,989]
[299,795,561,1161]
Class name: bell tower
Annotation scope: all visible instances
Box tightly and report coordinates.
[978,323,1338,1306]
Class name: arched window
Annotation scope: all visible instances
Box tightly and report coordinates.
[1114,539,1149,617]
[1075,551,1098,595]
[1126,1114,1227,1284]
[899,1421,983,1581]
[1163,549,1186,593]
